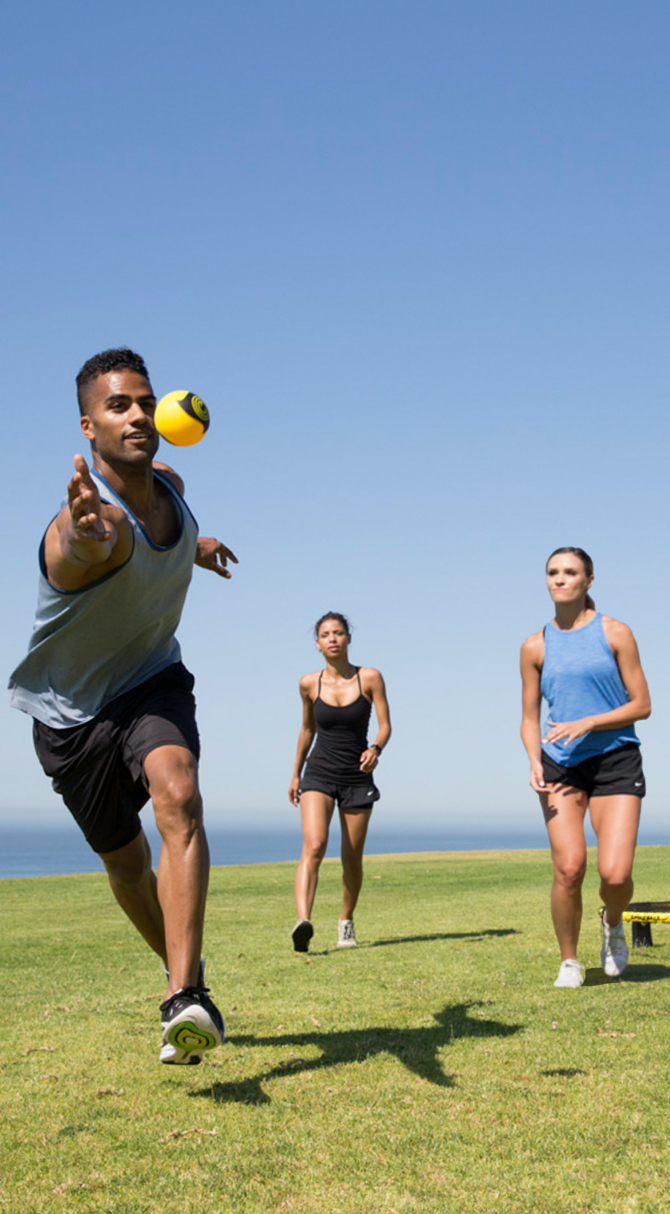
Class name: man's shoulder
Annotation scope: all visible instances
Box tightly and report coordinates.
[153,462,185,497]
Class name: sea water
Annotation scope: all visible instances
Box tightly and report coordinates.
[0,819,556,879]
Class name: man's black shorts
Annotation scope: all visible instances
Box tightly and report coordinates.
[541,742,645,799]
[33,663,200,855]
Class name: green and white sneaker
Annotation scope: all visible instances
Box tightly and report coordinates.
[337,919,357,948]
[601,916,629,977]
[160,986,225,1065]
[553,959,585,988]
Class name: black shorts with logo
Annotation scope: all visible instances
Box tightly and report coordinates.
[299,766,380,810]
[33,663,200,854]
[541,742,645,799]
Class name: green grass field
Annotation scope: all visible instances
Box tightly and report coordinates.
[2,846,670,1213]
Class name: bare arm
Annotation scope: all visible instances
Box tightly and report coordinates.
[155,461,239,580]
[43,455,133,592]
[542,618,651,746]
[288,677,317,805]
[520,632,547,793]
[359,669,392,773]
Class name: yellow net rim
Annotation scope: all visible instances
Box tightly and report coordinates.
[599,904,670,924]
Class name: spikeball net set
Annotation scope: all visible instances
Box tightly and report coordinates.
[599,901,670,948]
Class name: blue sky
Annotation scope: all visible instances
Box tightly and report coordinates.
[2,2,669,839]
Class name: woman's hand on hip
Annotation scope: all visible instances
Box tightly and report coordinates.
[543,717,594,746]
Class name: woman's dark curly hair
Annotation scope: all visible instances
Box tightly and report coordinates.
[314,612,352,639]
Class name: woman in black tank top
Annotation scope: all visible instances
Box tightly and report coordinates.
[288,612,392,953]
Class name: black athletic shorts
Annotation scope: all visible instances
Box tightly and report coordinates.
[299,769,380,810]
[541,742,645,799]
[33,662,200,855]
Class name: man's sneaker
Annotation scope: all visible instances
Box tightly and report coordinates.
[337,919,357,948]
[292,920,314,953]
[553,959,585,988]
[160,986,225,1065]
[601,915,629,977]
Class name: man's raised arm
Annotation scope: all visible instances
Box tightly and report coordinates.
[43,455,132,591]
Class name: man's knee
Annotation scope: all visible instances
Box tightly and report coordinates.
[146,748,202,829]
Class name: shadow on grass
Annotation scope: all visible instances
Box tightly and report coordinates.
[363,928,520,950]
[584,963,670,987]
[584,969,618,987]
[190,1001,523,1106]
[622,963,670,983]
[307,928,521,957]
[541,1068,586,1078]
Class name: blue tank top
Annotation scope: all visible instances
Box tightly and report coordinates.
[8,469,198,728]
[541,612,639,765]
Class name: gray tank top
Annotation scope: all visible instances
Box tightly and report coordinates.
[8,469,198,728]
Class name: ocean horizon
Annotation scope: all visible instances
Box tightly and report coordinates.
[0,819,560,879]
[2,817,669,880]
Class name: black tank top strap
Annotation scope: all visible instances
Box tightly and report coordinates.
[356,667,362,696]
[316,670,323,700]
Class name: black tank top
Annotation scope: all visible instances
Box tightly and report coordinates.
[306,669,372,781]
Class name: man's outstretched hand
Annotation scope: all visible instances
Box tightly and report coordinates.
[66,455,116,553]
[195,537,239,579]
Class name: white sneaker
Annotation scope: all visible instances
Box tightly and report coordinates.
[337,919,357,948]
[601,915,629,977]
[554,959,585,988]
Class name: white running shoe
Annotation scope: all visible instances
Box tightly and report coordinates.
[337,919,357,948]
[601,915,629,977]
[554,959,585,988]
[160,986,225,1065]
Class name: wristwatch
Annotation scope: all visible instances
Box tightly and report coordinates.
[370,744,382,757]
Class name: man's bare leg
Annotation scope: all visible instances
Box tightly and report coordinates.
[101,829,166,963]
[144,744,209,997]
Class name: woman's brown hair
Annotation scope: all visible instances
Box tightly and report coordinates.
[314,612,352,639]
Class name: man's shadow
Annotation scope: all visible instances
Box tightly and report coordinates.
[189,1001,523,1105]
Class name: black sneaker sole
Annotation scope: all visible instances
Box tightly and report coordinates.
[292,921,314,953]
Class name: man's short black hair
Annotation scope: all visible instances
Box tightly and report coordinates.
[76,348,150,414]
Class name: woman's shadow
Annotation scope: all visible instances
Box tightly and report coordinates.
[189,1001,523,1105]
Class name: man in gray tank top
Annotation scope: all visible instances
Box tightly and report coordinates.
[8,348,237,1066]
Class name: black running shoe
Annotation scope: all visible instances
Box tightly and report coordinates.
[160,986,225,1065]
[292,919,314,953]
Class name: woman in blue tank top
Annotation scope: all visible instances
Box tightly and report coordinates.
[288,612,392,953]
[520,548,651,988]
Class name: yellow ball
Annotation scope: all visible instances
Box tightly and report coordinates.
[155,390,210,447]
